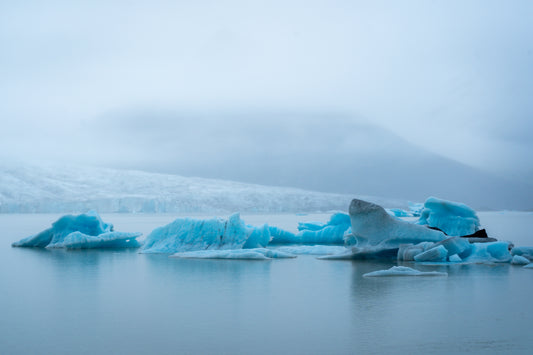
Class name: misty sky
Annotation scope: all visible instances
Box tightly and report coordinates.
[1,0,532,196]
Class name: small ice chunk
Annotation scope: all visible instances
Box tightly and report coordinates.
[524,263,533,269]
[511,247,533,261]
[433,236,472,257]
[511,255,530,265]
[414,245,448,262]
[171,248,296,260]
[449,254,462,262]
[363,266,448,277]
[387,208,412,217]
[398,242,435,261]
[417,197,480,236]
[463,241,513,263]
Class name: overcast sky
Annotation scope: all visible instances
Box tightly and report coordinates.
[1,0,532,194]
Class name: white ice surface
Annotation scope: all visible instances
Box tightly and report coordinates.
[363,266,448,277]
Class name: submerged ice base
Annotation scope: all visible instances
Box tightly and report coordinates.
[12,211,141,249]
[171,248,296,260]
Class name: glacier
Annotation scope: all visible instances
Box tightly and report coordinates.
[363,266,448,277]
[141,213,271,254]
[11,211,141,249]
[417,196,480,236]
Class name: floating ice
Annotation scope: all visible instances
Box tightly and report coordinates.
[363,266,448,277]
[270,212,350,244]
[268,226,299,243]
[335,199,446,259]
[141,213,271,254]
[275,245,348,255]
[413,245,448,262]
[511,255,530,265]
[524,263,533,269]
[462,241,512,263]
[417,197,480,236]
[171,248,296,260]
[387,208,412,217]
[296,213,350,244]
[511,247,533,261]
[408,202,424,217]
[11,211,141,249]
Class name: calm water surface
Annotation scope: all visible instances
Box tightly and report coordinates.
[1,212,532,354]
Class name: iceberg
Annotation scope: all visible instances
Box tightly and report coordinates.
[387,208,413,217]
[270,212,350,244]
[141,213,271,254]
[407,202,424,217]
[511,255,530,265]
[413,245,448,262]
[524,263,533,269]
[363,266,447,277]
[417,197,480,236]
[511,247,533,261]
[334,199,446,259]
[296,213,350,244]
[461,241,513,263]
[171,248,296,260]
[11,211,141,249]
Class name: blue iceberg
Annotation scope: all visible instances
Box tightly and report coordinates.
[12,211,141,249]
[270,212,350,244]
[511,247,533,261]
[511,255,530,265]
[141,213,271,254]
[417,197,480,236]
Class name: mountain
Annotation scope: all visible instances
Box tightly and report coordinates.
[86,112,533,210]
[0,163,404,213]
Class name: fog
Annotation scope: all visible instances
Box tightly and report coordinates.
[1,0,532,208]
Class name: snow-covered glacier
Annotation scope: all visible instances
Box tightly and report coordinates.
[0,163,402,213]
[12,211,141,249]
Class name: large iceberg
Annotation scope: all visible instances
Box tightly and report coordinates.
[324,199,446,259]
[141,213,271,254]
[417,197,480,236]
[12,211,141,249]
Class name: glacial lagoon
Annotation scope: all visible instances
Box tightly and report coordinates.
[1,212,532,354]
